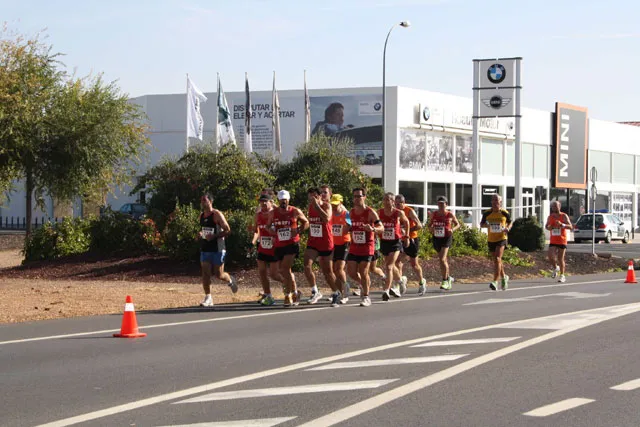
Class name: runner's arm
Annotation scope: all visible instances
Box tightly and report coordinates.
[503,210,513,233]
[295,208,309,232]
[316,200,332,223]
[369,210,383,233]
[408,209,422,232]
[399,210,410,239]
[251,213,260,245]
[563,213,573,230]
[479,211,489,228]
[451,213,461,232]
[212,210,231,239]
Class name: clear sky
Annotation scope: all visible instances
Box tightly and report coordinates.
[3,0,638,122]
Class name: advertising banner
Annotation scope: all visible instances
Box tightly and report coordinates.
[554,102,589,189]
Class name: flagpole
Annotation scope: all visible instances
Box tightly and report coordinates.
[185,73,190,154]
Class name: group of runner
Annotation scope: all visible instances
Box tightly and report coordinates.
[197,190,573,307]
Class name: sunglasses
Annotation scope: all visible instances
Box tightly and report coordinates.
[353,195,364,198]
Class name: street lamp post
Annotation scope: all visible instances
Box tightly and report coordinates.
[382,21,410,192]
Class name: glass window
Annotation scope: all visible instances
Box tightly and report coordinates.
[455,184,472,207]
[594,193,610,212]
[399,129,426,170]
[533,145,548,178]
[455,135,472,173]
[398,181,424,205]
[481,138,503,175]
[613,153,634,184]
[427,182,449,205]
[522,143,534,177]
[506,141,515,176]
[399,181,425,221]
[588,150,611,183]
[612,192,633,223]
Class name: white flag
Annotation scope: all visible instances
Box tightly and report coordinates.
[217,75,236,146]
[304,70,311,142]
[272,71,281,154]
[187,76,207,141]
[244,72,253,153]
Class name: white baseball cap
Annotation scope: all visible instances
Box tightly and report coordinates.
[277,190,290,200]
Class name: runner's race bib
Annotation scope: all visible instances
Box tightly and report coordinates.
[489,223,502,234]
[260,236,273,249]
[201,227,214,237]
[332,224,343,236]
[277,227,292,242]
[434,226,445,238]
[353,231,366,244]
[310,223,323,238]
[382,227,395,240]
[551,228,561,236]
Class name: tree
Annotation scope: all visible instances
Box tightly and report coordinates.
[134,143,274,224]
[272,134,383,208]
[0,29,150,234]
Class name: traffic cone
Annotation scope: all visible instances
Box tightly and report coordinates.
[113,295,147,338]
[624,260,637,284]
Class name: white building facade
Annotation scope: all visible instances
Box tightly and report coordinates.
[2,85,640,232]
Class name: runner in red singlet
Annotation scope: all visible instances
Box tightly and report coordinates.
[545,200,572,283]
[378,192,410,301]
[428,196,460,291]
[305,186,338,306]
[251,194,283,306]
[268,189,309,307]
[347,187,383,307]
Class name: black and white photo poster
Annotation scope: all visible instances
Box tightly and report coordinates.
[455,135,473,173]
[399,129,426,170]
[426,133,453,172]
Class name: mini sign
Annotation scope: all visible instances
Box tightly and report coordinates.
[554,103,589,189]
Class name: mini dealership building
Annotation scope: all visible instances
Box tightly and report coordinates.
[2,84,640,231]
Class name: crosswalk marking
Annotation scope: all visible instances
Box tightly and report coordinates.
[611,378,640,391]
[523,398,595,417]
[411,337,520,347]
[156,418,296,427]
[174,380,398,403]
[306,355,468,370]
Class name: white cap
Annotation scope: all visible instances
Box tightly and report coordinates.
[277,190,290,200]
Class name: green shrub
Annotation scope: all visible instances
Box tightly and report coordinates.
[449,225,489,257]
[24,217,91,262]
[89,208,154,255]
[224,210,256,269]
[503,245,535,267]
[508,216,545,252]
[162,204,201,261]
[417,227,436,259]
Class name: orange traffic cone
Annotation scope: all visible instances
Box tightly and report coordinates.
[113,295,147,338]
[624,260,637,284]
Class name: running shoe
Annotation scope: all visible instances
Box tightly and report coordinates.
[501,275,509,291]
[489,281,498,291]
[551,266,560,279]
[440,279,452,291]
[200,295,213,307]
[228,276,238,293]
[418,278,427,296]
[308,291,323,305]
[382,290,390,301]
[283,293,293,307]
[558,274,566,283]
[352,287,361,297]
[260,294,275,306]
[339,295,349,304]
[389,286,401,298]
[400,276,408,295]
[360,296,371,307]
[293,290,302,306]
[331,292,341,307]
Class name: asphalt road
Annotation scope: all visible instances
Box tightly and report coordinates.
[2,272,640,427]
[567,241,640,260]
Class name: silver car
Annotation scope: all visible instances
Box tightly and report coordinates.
[573,213,629,243]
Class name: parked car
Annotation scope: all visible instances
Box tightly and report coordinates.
[573,213,629,243]
[118,203,148,220]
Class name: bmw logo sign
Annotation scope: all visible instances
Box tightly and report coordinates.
[489,95,503,109]
[422,106,431,121]
[487,63,506,84]
[374,102,382,111]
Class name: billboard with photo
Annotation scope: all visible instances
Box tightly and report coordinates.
[310,94,383,164]
[553,102,588,189]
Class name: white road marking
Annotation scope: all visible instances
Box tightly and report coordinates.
[611,378,640,391]
[306,355,468,371]
[501,306,630,330]
[1,278,622,346]
[156,418,296,427]
[523,398,595,417]
[36,303,640,427]
[295,304,640,427]
[174,380,397,403]
[464,292,611,305]
[411,337,520,347]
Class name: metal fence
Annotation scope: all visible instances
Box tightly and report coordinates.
[0,216,66,231]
